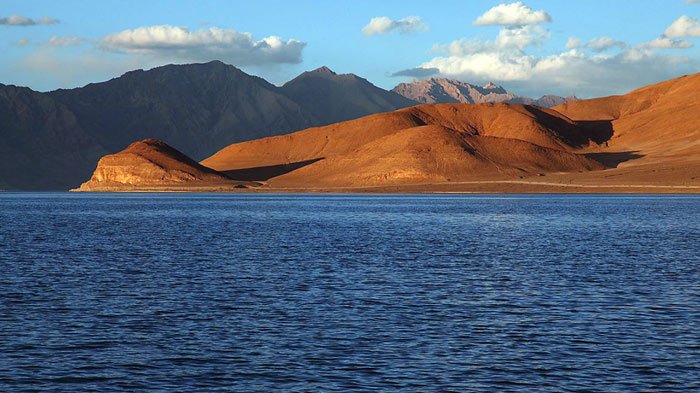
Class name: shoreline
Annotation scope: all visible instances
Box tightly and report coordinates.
[63,180,700,194]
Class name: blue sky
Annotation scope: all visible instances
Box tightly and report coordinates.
[2,0,700,97]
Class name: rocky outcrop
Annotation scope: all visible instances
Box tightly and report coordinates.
[76,139,252,191]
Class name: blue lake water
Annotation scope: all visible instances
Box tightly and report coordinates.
[1,193,699,392]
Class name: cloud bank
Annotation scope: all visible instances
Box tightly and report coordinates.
[16,24,307,91]
[664,15,700,38]
[644,37,693,49]
[100,25,305,65]
[362,16,428,36]
[0,15,58,26]
[393,2,697,97]
[49,36,85,47]
[474,2,551,26]
[391,67,439,77]
[585,36,627,52]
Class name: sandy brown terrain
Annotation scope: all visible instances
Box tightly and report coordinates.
[75,139,255,191]
[202,103,606,187]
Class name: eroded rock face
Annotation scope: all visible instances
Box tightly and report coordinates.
[76,139,242,191]
[91,154,198,184]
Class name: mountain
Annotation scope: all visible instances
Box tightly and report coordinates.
[76,72,700,192]
[48,61,314,160]
[519,95,574,107]
[392,78,576,107]
[281,66,416,124]
[553,72,700,184]
[201,103,604,188]
[75,139,250,191]
[0,84,107,190]
[1,61,416,190]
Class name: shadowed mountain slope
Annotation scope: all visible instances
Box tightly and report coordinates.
[49,61,313,160]
[555,73,700,162]
[0,84,107,190]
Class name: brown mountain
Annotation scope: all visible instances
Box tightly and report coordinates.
[75,139,250,191]
[392,78,576,107]
[201,103,604,188]
[552,73,700,186]
[1,61,416,190]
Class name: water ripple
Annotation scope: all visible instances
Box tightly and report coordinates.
[0,193,699,391]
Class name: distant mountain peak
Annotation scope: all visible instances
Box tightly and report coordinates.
[281,66,415,124]
[115,60,245,82]
[309,66,337,76]
[393,78,574,107]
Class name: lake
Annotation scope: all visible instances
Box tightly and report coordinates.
[1,193,699,391]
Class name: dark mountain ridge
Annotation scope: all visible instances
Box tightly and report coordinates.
[0,84,107,189]
[48,61,314,160]
[282,66,416,124]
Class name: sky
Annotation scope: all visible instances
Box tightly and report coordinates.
[2,0,700,98]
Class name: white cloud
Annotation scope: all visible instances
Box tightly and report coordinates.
[644,37,693,49]
[565,37,581,49]
[585,36,627,52]
[13,24,307,90]
[16,38,29,46]
[49,36,85,47]
[474,2,551,26]
[432,39,488,56]
[0,15,58,26]
[362,16,428,36]
[422,50,537,81]
[18,48,148,90]
[100,25,305,65]
[664,15,700,38]
[686,0,700,4]
[433,25,548,54]
[495,25,549,49]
